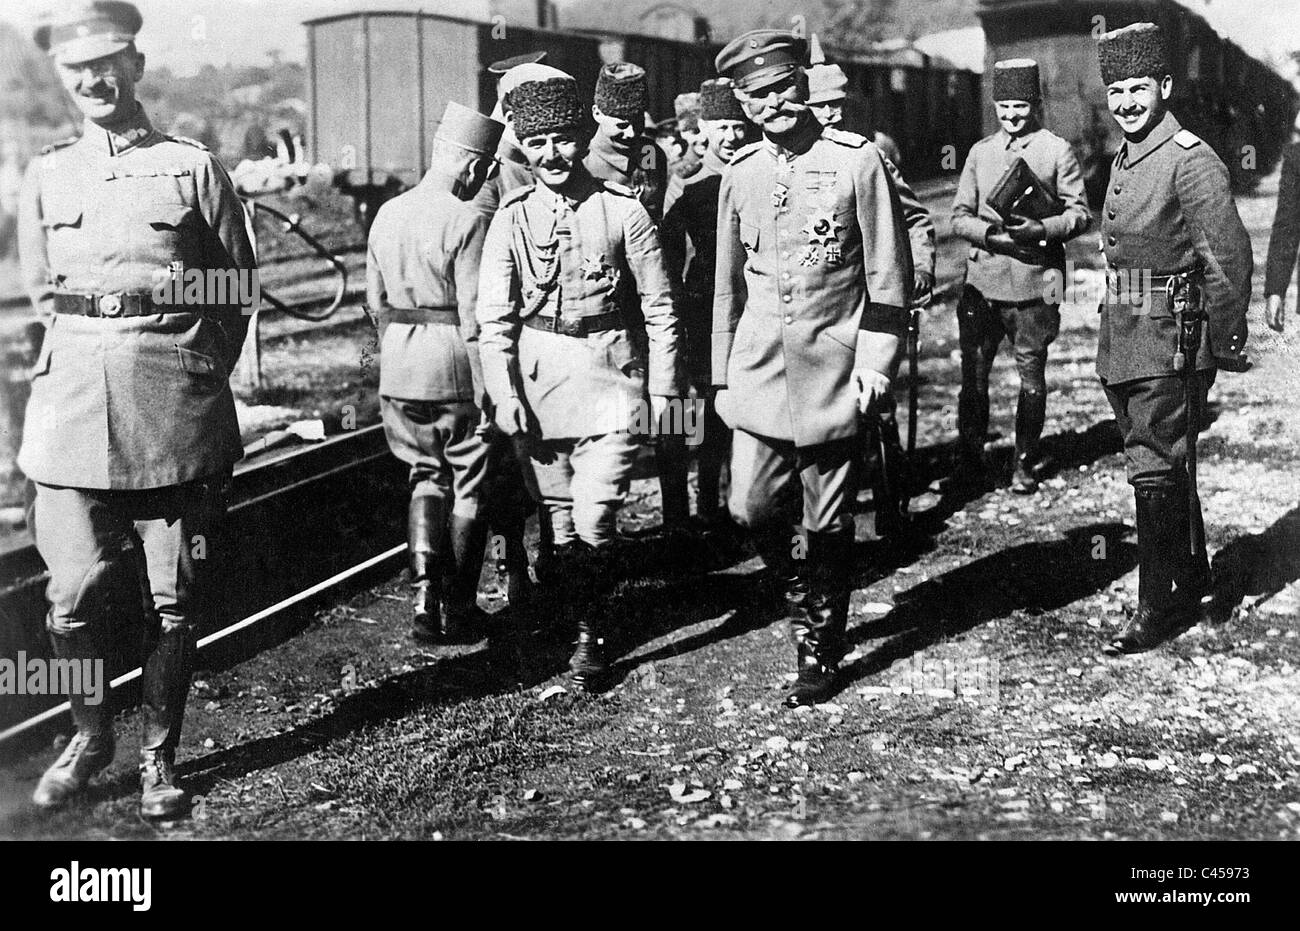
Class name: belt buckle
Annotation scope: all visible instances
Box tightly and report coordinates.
[98,293,123,317]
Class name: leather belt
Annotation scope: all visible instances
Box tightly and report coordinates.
[522,309,624,337]
[52,291,189,318]
[378,305,460,327]
[1103,267,1200,306]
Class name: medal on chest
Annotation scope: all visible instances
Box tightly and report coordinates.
[800,204,844,268]
[580,252,610,280]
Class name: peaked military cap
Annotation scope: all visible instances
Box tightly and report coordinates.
[715,29,808,93]
[699,78,747,122]
[992,58,1041,102]
[594,62,649,120]
[35,0,142,65]
[487,50,547,74]
[434,101,504,156]
[511,77,584,140]
[1097,22,1171,86]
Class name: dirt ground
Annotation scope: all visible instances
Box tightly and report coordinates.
[2,167,1299,841]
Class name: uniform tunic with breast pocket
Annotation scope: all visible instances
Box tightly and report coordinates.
[17,107,254,490]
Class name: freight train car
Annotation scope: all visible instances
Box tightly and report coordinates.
[302,9,983,227]
[977,0,1298,202]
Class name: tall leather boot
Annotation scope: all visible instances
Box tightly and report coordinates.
[139,626,196,819]
[658,434,691,531]
[1172,474,1212,609]
[32,626,116,809]
[1011,388,1046,494]
[565,541,611,692]
[953,386,990,494]
[408,496,447,644]
[784,530,853,708]
[1107,486,1191,654]
[445,513,490,642]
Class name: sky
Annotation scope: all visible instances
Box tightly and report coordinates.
[2,0,1298,76]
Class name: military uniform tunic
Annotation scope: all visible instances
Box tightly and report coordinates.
[17,106,254,490]
[712,120,913,449]
[476,171,685,546]
[367,172,494,511]
[1098,111,1251,385]
[1097,111,1252,485]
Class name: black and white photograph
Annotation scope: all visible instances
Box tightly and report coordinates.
[0,0,1297,898]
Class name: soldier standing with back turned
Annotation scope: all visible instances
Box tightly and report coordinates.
[19,1,255,818]
[1093,23,1251,654]
[366,102,504,644]
[712,31,914,707]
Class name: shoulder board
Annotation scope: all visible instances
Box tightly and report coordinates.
[730,140,762,164]
[40,137,78,156]
[499,184,536,207]
[823,128,868,148]
[166,134,210,151]
[600,180,636,197]
[1174,130,1202,150]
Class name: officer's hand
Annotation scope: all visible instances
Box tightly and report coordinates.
[1005,214,1046,244]
[494,397,530,436]
[853,369,891,416]
[475,410,498,440]
[985,230,1019,254]
[1266,294,1286,333]
[912,270,934,308]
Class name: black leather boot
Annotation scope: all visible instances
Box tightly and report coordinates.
[32,627,115,809]
[445,513,490,642]
[784,531,852,707]
[1011,388,1046,494]
[1107,486,1194,654]
[657,434,691,532]
[408,496,447,644]
[139,627,195,819]
[565,542,612,692]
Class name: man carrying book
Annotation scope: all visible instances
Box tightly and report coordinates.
[950,59,1090,494]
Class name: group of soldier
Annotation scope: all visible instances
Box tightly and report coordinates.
[13,0,1258,821]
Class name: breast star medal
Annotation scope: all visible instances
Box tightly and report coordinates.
[800,206,844,267]
[580,252,609,280]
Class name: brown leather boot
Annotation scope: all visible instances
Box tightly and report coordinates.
[408,497,447,643]
[32,628,116,809]
[139,627,195,819]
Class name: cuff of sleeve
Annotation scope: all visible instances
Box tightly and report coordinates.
[710,331,733,386]
[860,303,908,336]
[1041,214,1069,241]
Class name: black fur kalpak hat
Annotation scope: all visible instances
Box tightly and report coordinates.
[1097,22,1171,86]
[511,77,584,139]
[594,62,649,120]
[699,78,747,122]
[991,59,1041,102]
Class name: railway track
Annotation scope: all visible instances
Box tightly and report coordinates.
[0,422,409,752]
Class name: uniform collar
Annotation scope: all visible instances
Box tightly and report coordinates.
[1119,110,1181,168]
[81,103,155,156]
[997,125,1042,151]
[763,113,821,160]
[534,167,596,212]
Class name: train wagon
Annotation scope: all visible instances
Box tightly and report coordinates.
[302,9,984,226]
[977,0,1298,201]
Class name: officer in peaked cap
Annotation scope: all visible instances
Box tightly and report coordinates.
[366,102,513,646]
[20,1,256,819]
[713,28,913,707]
[1093,23,1252,655]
